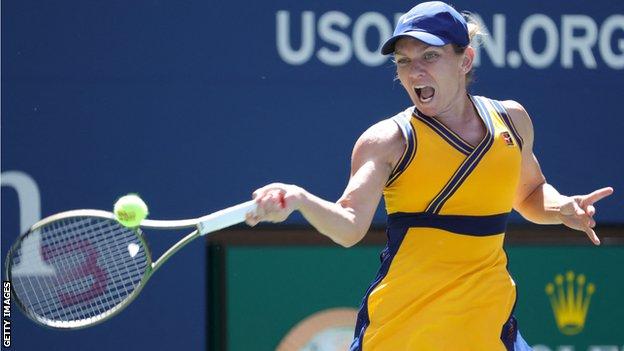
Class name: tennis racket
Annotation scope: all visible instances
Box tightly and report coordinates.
[5,199,256,329]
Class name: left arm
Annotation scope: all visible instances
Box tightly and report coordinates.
[504,100,614,245]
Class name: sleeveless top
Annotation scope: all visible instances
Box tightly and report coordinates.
[351,95,525,351]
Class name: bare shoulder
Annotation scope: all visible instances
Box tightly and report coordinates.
[500,99,534,145]
[357,118,403,149]
[352,114,407,169]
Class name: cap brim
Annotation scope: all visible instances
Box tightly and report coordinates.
[380,31,448,55]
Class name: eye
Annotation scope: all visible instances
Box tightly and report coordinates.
[423,51,440,61]
[395,57,410,66]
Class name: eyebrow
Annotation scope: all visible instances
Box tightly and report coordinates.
[394,45,435,56]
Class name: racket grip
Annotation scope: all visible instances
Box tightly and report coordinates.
[197,200,257,235]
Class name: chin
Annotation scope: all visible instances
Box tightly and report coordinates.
[412,100,438,117]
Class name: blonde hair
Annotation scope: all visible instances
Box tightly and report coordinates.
[454,11,484,87]
[465,12,485,46]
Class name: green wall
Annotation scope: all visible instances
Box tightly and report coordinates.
[221,245,623,350]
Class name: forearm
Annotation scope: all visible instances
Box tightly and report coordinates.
[297,191,371,247]
[249,124,395,246]
[516,182,567,224]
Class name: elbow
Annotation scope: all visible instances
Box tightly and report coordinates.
[337,239,357,248]
[332,229,367,248]
[321,204,370,247]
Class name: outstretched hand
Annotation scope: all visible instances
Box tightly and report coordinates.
[558,187,614,245]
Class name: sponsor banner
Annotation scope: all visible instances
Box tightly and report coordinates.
[509,247,624,350]
[276,9,624,69]
[226,244,624,350]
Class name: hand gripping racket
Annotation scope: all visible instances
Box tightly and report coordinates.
[5,200,256,329]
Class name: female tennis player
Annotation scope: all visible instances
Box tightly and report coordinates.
[246,2,613,350]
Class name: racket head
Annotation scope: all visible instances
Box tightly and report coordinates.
[5,210,154,329]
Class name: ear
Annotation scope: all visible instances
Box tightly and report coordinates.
[461,46,475,74]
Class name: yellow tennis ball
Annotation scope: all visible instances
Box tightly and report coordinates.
[114,194,148,228]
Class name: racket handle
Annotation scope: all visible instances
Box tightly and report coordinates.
[197,200,257,235]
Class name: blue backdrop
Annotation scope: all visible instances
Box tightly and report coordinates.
[2,0,622,350]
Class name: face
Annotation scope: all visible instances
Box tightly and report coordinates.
[394,37,473,117]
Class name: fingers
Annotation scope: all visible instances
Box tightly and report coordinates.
[573,202,599,244]
[245,196,284,226]
[252,185,286,215]
[574,188,611,242]
[245,212,259,226]
[572,201,596,227]
[584,227,601,246]
[258,191,285,215]
[560,200,599,244]
[582,187,614,205]
[247,184,293,226]
[252,183,285,200]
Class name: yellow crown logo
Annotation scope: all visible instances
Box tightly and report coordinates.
[545,271,595,335]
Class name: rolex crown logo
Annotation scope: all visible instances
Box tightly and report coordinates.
[545,271,595,335]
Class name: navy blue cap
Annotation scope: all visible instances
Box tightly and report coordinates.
[381,1,469,55]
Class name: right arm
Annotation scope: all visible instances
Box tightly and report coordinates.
[246,119,405,247]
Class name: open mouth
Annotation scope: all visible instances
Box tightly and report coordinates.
[414,85,435,103]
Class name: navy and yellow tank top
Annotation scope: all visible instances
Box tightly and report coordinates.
[351,96,525,351]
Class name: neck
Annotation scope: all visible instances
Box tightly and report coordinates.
[433,92,475,123]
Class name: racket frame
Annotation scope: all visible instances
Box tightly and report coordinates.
[5,200,256,329]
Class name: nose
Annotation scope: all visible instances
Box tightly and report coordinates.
[407,60,426,81]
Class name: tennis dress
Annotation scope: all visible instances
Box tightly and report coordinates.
[351,96,532,351]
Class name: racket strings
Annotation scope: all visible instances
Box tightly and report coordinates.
[16,219,145,322]
[10,216,149,326]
